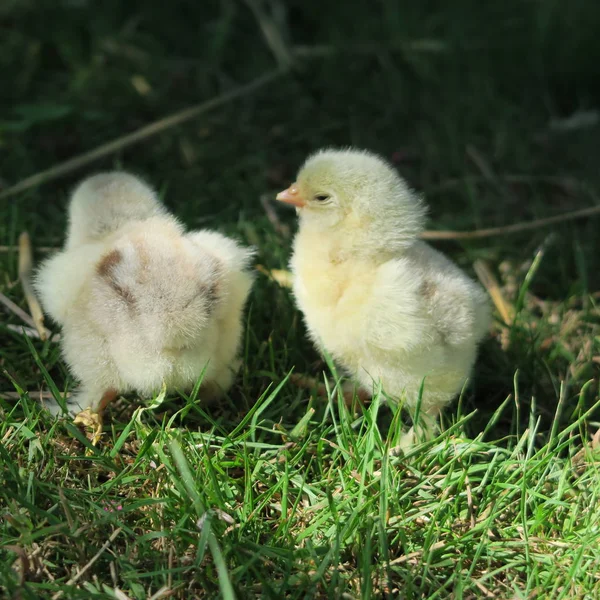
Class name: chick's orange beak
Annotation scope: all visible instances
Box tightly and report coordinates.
[276,183,305,208]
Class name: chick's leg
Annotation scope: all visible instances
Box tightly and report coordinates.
[395,409,440,452]
[290,374,370,409]
[199,362,237,405]
[341,381,372,407]
[199,380,226,404]
[96,388,119,414]
[45,384,115,417]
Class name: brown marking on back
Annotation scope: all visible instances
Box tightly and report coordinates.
[97,249,136,305]
[180,250,224,313]
[111,282,136,305]
[97,249,122,278]
[190,277,220,314]
[203,255,223,310]
[420,279,437,300]
[207,271,221,305]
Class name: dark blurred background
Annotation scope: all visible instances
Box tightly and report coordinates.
[2,0,600,218]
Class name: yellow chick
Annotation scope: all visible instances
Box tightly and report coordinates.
[36,172,254,416]
[277,149,490,443]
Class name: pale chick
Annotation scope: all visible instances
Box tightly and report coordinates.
[277,149,491,444]
[36,172,254,416]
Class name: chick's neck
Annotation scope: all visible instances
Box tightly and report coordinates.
[295,219,402,267]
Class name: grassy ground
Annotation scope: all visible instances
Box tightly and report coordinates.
[2,0,600,598]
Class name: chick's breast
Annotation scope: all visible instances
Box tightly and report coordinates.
[291,240,377,362]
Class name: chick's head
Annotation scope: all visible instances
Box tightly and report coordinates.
[67,172,166,248]
[277,149,426,251]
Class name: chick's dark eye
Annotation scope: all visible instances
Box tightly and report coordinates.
[314,194,330,202]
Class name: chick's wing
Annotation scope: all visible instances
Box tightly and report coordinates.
[410,243,491,347]
[364,257,434,353]
[35,245,105,325]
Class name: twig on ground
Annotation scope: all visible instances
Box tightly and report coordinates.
[167,544,174,591]
[256,265,294,287]
[0,245,59,253]
[0,291,52,336]
[0,391,71,400]
[0,45,445,201]
[389,541,446,565]
[421,204,600,240]
[18,232,47,340]
[0,52,597,248]
[0,68,285,201]
[244,0,293,68]
[472,580,495,599]
[256,199,600,244]
[6,324,60,342]
[473,260,514,325]
[148,587,172,600]
[549,110,599,133]
[51,528,123,599]
[466,145,512,202]
[293,40,447,57]
[428,174,585,194]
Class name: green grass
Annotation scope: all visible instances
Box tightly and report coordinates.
[2,0,600,597]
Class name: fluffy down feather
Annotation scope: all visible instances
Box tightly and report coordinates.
[277,149,490,442]
[36,172,253,415]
